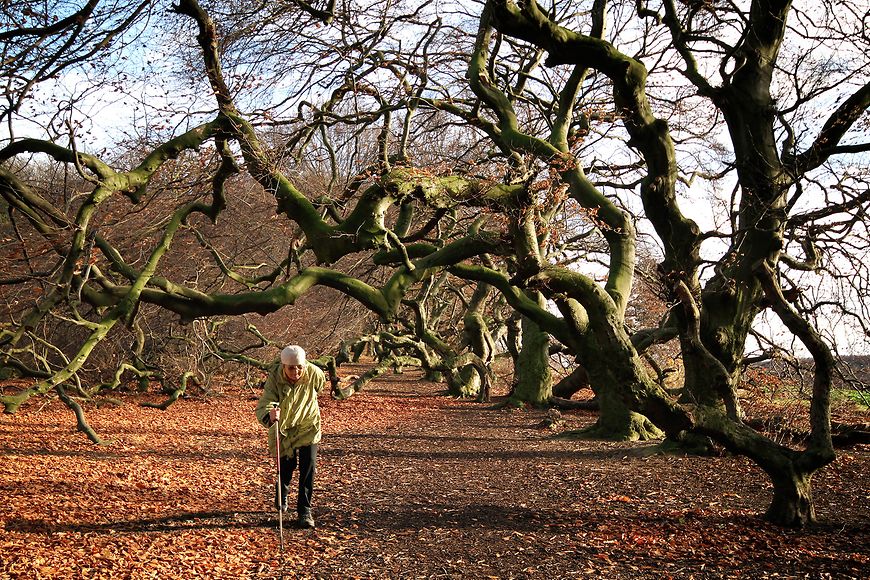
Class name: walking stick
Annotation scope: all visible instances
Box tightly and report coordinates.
[270,403,285,554]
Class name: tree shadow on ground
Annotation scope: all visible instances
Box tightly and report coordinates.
[4,511,274,535]
[319,502,580,533]
[325,441,633,462]
[0,445,260,461]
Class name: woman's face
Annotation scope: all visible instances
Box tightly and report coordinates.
[282,363,304,384]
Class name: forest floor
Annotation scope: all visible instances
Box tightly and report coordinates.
[1,364,868,579]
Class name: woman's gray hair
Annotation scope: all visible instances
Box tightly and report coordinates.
[280,345,306,366]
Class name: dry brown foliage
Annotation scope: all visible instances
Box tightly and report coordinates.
[1,365,868,579]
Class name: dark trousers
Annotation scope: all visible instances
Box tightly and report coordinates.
[276,444,317,515]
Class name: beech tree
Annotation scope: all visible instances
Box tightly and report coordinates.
[469,0,869,526]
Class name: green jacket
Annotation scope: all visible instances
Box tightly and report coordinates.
[256,362,325,456]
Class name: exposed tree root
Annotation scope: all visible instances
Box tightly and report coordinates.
[558,411,664,442]
[634,432,717,457]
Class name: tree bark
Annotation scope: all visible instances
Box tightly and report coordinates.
[509,292,552,407]
[552,365,589,398]
[576,380,664,442]
[141,372,198,410]
[765,465,815,527]
[56,385,108,445]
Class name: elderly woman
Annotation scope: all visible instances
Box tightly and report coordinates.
[256,345,325,529]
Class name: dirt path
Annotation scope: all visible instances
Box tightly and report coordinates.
[1,366,868,579]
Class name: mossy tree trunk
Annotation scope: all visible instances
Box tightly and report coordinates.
[585,394,664,441]
[569,323,666,442]
[509,291,552,407]
[456,283,496,399]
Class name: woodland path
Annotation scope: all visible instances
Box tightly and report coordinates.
[1,364,868,579]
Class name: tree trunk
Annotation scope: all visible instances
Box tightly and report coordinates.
[452,367,481,397]
[509,292,552,406]
[505,313,522,361]
[452,307,495,399]
[578,387,664,441]
[573,327,677,441]
[765,469,815,527]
